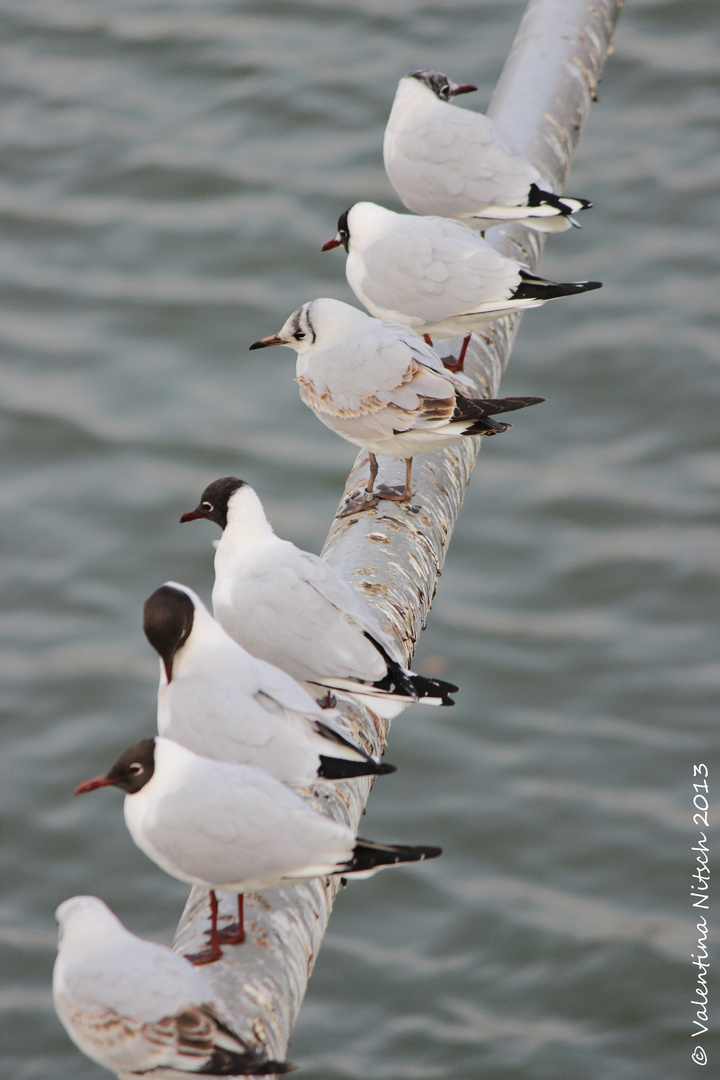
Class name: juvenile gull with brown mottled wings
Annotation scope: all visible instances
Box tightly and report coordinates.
[250,297,543,514]
[53,895,292,1075]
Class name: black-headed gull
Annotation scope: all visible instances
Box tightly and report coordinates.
[321,201,601,370]
[53,895,293,1075]
[143,581,395,783]
[250,299,543,512]
[75,737,441,964]
[384,70,591,233]
[180,476,458,710]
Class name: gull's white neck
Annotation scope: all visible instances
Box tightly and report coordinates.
[57,906,125,957]
[123,738,196,845]
[392,77,441,116]
[348,203,400,253]
[175,598,244,676]
[219,485,275,552]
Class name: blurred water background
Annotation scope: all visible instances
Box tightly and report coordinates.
[1,1,718,1077]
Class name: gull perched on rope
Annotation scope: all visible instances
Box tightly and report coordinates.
[180,475,458,713]
[384,69,592,233]
[322,202,601,370]
[251,298,544,513]
[143,581,396,783]
[75,738,441,965]
[53,895,293,1074]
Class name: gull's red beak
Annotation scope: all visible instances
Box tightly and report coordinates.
[75,774,117,795]
[451,82,477,96]
[179,508,204,523]
[321,237,341,252]
[249,334,284,350]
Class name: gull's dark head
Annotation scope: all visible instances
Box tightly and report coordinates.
[409,69,477,101]
[179,477,247,531]
[321,207,351,253]
[250,303,318,354]
[75,738,156,797]
[143,584,195,682]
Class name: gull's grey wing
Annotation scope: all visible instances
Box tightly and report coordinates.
[55,995,222,1073]
[297,324,457,421]
[57,934,212,1022]
[131,760,355,889]
[250,651,332,712]
[385,103,537,216]
[214,537,396,682]
[162,668,363,781]
[350,216,521,326]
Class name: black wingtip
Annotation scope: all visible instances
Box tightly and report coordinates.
[364,634,459,705]
[318,756,396,780]
[514,274,603,301]
[527,183,592,216]
[411,844,442,861]
[438,686,457,706]
[414,674,459,704]
[201,1052,296,1076]
[483,396,546,413]
[454,395,544,439]
[246,1060,297,1076]
[347,840,443,874]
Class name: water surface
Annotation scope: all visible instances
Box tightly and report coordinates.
[1,2,718,1078]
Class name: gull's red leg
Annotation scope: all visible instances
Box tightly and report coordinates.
[442,334,472,373]
[217,894,246,946]
[186,889,223,965]
[375,458,414,505]
[337,452,381,518]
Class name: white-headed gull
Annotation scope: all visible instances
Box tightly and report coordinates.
[179,476,458,711]
[321,201,601,370]
[384,70,591,233]
[75,737,441,964]
[143,581,395,783]
[53,895,292,1075]
[250,299,543,512]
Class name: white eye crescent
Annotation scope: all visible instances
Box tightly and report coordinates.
[128,763,144,777]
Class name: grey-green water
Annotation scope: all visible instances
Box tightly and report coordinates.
[2,1,718,1078]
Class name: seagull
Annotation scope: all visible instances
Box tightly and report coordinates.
[143,581,396,783]
[180,475,458,712]
[321,201,601,371]
[75,737,442,964]
[384,70,592,233]
[250,299,543,512]
[53,895,293,1075]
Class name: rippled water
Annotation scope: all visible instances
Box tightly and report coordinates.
[2,1,718,1078]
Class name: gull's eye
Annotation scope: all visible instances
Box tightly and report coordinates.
[128,762,144,777]
[201,501,213,512]
[294,331,306,341]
